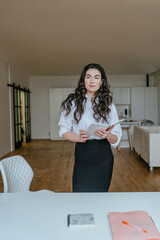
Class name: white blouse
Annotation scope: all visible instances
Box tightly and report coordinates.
[58,95,122,147]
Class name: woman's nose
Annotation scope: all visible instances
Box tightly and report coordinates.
[90,77,94,83]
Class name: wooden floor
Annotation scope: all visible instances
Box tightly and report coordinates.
[1,139,160,192]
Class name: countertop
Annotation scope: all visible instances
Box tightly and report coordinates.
[121,121,141,125]
[120,120,141,127]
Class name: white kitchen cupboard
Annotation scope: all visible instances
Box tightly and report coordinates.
[49,88,74,140]
[112,88,130,104]
[131,87,158,125]
[144,87,158,123]
[112,88,120,104]
[131,88,145,122]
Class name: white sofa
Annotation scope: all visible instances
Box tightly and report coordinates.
[134,126,160,170]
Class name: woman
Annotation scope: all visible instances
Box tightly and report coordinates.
[58,63,122,192]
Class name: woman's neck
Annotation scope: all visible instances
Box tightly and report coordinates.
[86,92,95,100]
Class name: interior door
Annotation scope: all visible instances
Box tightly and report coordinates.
[13,87,22,149]
[25,91,31,142]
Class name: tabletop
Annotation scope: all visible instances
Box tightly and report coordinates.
[0,192,160,240]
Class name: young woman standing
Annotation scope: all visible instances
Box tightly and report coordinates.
[58,63,122,192]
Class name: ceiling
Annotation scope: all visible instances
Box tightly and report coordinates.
[0,0,160,76]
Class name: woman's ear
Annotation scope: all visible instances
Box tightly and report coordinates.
[100,79,104,85]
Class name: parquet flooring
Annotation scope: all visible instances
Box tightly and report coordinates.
[1,139,160,192]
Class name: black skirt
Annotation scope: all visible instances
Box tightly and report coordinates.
[72,139,114,192]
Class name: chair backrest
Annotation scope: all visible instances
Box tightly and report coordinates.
[0,155,33,193]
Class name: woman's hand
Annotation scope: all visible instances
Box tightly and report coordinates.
[94,128,118,144]
[62,130,88,143]
[79,129,88,143]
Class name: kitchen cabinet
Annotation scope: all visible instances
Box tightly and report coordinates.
[112,88,130,105]
[49,88,74,140]
[131,87,158,125]
[131,88,145,122]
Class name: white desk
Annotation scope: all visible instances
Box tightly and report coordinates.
[0,192,160,240]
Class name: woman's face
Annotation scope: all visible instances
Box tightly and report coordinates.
[84,68,103,96]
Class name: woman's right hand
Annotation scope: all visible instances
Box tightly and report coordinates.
[62,130,88,143]
[79,129,88,142]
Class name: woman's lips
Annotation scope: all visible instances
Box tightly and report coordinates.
[89,85,95,88]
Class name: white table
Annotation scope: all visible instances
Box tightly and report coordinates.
[0,192,160,240]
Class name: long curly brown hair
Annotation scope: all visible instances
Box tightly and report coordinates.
[61,63,113,123]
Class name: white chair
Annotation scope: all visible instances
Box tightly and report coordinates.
[0,155,53,193]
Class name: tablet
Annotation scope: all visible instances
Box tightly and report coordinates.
[87,123,109,137]
[86,119,125,137]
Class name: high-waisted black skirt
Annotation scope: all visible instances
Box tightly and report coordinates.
[73,139,114,192]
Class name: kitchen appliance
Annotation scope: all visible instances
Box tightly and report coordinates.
[116,105,130,119]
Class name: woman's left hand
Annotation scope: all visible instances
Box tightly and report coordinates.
[94,129,118,144]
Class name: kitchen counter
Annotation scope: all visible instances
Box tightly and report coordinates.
[121,121,141,127]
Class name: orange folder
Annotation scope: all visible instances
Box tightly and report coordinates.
[108,211,160,240]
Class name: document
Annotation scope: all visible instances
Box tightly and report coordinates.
[87,119,124,138]
[108,211,160,240]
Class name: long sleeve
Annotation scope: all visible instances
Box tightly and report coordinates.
[58,109,73,137]
[109,104,122,147]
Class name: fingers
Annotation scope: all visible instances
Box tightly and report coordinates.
[79,129,88,137]
[79,129,88,142]
[94,129,110,139]
[94,129,117,144]
[79,129,87,134]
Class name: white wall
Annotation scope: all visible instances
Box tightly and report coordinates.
[0,59,29,158]
[154,75,160,125]
[10,64,30,88]
[29,76,78,139]
[0,59,11,158]
[29,74,148,139]
[108,74,150,87]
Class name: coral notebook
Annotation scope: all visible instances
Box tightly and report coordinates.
[108,211,160,240]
